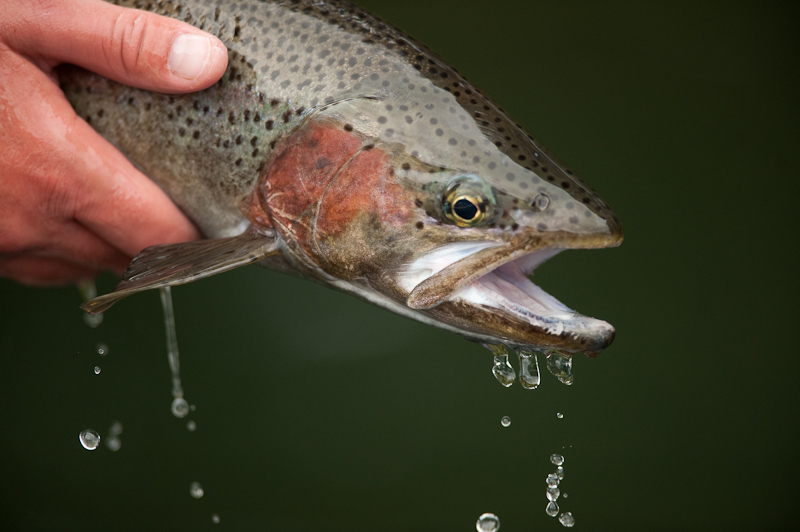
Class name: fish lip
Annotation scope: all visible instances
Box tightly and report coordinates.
[455,249,617,354]
[405,229,621,354]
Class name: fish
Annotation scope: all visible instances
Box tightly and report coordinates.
[61,0,623,360]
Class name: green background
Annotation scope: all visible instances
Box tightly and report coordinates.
[1,1,798,530]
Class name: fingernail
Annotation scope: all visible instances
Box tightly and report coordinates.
[168,33,213,80]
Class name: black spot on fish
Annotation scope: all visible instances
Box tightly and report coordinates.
[228,112,236,124]
[235,135,243,145]
[265,120,274,131]
[415,221,424,229]
[192,131,200,140]
[178,127,186,136]
[235,158,243,166]
[344,124,353,132]
[250,136,258,147]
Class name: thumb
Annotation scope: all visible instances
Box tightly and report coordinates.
[4,0,228,93]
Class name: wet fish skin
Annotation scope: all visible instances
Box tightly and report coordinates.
[66,0,623,355]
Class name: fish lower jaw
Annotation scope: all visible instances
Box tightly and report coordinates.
[453,252,615,354]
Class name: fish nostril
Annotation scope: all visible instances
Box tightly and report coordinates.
[529,193,549,211]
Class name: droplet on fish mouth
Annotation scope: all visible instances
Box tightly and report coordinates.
[486,344,515,387]
[545,351,574,386]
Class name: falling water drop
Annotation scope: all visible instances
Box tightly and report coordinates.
[556,412,564,419]
[546,351,574,385]
[547,486,561,501]
[161,287,192,418]
[211,514,220,524]
[171,398,190,418]
[559,512,575,527]
[546,474,560,487]
[485,344,515,387]
[79,281,103,328]
[500,416,511,427]
[105,421,123,451]
[550,454,565,466]
[476,513,500,532]
[94,366,101,375]
[96,344,108,356]
[556,466,565,479]
[79,429,100,450]
[517,350,541,389]
[187,420,197,432]
[190,481,204,499]
[545,501,559,517]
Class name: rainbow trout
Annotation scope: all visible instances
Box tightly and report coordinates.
[64,0,623,365]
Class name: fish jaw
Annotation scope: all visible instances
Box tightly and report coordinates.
[398,227,622,355]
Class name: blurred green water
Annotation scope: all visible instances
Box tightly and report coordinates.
[1,1,798,530]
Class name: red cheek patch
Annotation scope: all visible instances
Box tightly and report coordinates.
[259,119,412,247]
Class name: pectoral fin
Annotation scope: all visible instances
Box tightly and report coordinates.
[81,227,281,314]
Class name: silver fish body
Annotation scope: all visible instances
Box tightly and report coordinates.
[64,0,623,356]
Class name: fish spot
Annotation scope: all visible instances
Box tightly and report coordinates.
[435,129,444,136]
[192,131,200,140]
[235,158,243,167]
[344,124,353,132]
[415,221,424,229]
[569,216,579,224]
[405,115,413,124]
[178,127,186,136]
[429,117,438,125]
[378,116,388,124]
[402,163,411,171]
[506,172,515,182]
[537,223,548,231]
[235,135,243,145]
[448,138,457,145]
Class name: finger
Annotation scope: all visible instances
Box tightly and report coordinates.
[4,0,228,93]
[0,255,98,287]
[0,50,200,260]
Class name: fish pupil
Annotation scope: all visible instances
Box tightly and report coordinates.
[454,198,479,220]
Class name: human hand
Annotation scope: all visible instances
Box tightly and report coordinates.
[0,0,228,285]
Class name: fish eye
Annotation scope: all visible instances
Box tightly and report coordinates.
[446,193,485,226]
[441,174,494,227]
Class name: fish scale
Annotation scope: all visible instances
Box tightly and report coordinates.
[74,0,623,362]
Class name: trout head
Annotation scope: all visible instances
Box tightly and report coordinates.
[254,101,623,357]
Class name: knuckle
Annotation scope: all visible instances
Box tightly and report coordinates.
[105,10,154,77]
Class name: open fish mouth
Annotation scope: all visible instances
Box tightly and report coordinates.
[400,241,616,355]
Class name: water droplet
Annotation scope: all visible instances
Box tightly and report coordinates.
[546,351,573,385]
[190,481,204,499]
[96,344,108,356]
[556,412,564,419]
[562,493,568,498]
[547,486,561,501]
[94,366,101,375]
[485,344,515,387]
[187,420,197,432]
[79,281,104,328]
[546,473,560,487]
[211,514,220,524]
[559,512,575,527]
[556,466,565,479]
[190,404,196,412]
[500,416,511,427]
[517,350,540,389]
[545,501,559,517]
[79,429,100,450]
[171,397,189,418]
[84,312,103,328]
[106,436,122,451]
[550,454,565,466]
[476,513,500,532]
